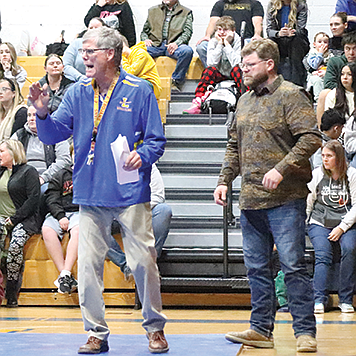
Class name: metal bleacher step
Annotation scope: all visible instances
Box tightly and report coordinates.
[167,200,239,217]
[164,228,242,248]
[157,162,222,175]
[165,114,227,125]
[165,124,228,140]
[160,147,226,164]
[163,175,241,190]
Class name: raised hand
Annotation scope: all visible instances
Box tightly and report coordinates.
[28,82,50,118]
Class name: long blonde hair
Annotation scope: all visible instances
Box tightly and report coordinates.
[0,78,26,140]
[0,42,22,77]
[269,0,301,29]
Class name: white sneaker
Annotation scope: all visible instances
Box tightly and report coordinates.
[314,303,324,314]
[338,303,354,313]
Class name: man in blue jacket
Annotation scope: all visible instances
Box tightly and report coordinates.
[28,26,168,354]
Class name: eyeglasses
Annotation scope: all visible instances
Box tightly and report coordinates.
[240,60,268,70]
[78,48,111,56]
[0,87,12,93]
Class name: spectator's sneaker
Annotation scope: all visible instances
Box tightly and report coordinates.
[171,80,183,92]
[55,275,72,294]
[69,275,78,291]
[338,303,354,313]
[296,335,317,353]
[123,265,134,283]
[183,104,201,115]
[183,97,202,115]
[314,303,324,314]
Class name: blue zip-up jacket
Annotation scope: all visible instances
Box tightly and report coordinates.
[36,69,166,208]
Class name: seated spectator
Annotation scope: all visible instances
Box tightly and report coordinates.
[84,0,136,47]
[183,16,242,114]
[11,105,71,194]
[42,144,78,294]
[312,108,346,169]
[266,0,310,87]
[329,12,348,56]
[140,0,194,92]
[304,32,332,102]
[0,78,27,140]
[121,36,162,99]
[325,62,356,121]
[307,140,356,314]
[17,28,48,56]
[107,164,172,280]
[45,31,69,57]
[317,31,356,126]
[63,17,106,82]
[335,0,356,32]
[0,139,40,307]
[0,42,27,89]
[36,54,74,114]
[196,0,264,68]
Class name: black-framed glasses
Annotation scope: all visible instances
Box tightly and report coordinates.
[78,48,111,56]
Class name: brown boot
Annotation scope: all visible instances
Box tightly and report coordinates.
[78,336,109,354]
[147,330,169,353]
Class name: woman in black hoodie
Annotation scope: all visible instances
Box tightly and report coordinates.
[84,0,136,47]
[0,139,40,307]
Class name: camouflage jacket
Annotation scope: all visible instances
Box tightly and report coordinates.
[217,75,322,210]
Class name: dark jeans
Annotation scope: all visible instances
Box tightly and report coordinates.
[308,223,356,305]
[146,41,193,84]
[241,199,316,338]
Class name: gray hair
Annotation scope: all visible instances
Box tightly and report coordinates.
[83,27,123,70]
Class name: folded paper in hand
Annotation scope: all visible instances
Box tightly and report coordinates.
[110,134,139,184]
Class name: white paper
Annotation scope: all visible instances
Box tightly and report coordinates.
[110,134,139,185]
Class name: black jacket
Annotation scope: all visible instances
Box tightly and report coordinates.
[44,166,78,221]
[0,164,40,234]
[38,75,74,114]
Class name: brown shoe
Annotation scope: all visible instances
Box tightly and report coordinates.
[225,329,274,348]
[147,330,169,353]
[78,336,109,354]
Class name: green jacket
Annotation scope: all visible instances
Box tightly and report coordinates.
[324,54,348,90]
[141,2,193,47]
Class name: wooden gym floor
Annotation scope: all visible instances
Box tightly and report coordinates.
[1,306,356,355]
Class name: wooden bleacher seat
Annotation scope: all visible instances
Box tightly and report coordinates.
[20,233,132,289]
[21,77,42,101]
[155,56,204,80]
[17,56,46,77]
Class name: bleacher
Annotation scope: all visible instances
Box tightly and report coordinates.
[18,56,204,123]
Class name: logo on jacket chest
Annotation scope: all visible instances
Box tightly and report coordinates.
[117,97,132,112]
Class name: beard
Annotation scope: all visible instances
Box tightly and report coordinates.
[243,72,268,90]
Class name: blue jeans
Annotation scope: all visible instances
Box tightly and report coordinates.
[196,41,208,68]
[107,203,172,271]
[240,199,316,338]
[308,223,356,305]
[146,41,193,83]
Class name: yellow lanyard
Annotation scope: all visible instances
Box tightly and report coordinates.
[87,73,120,164]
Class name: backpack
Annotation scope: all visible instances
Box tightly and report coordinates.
[201,80,240,115]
